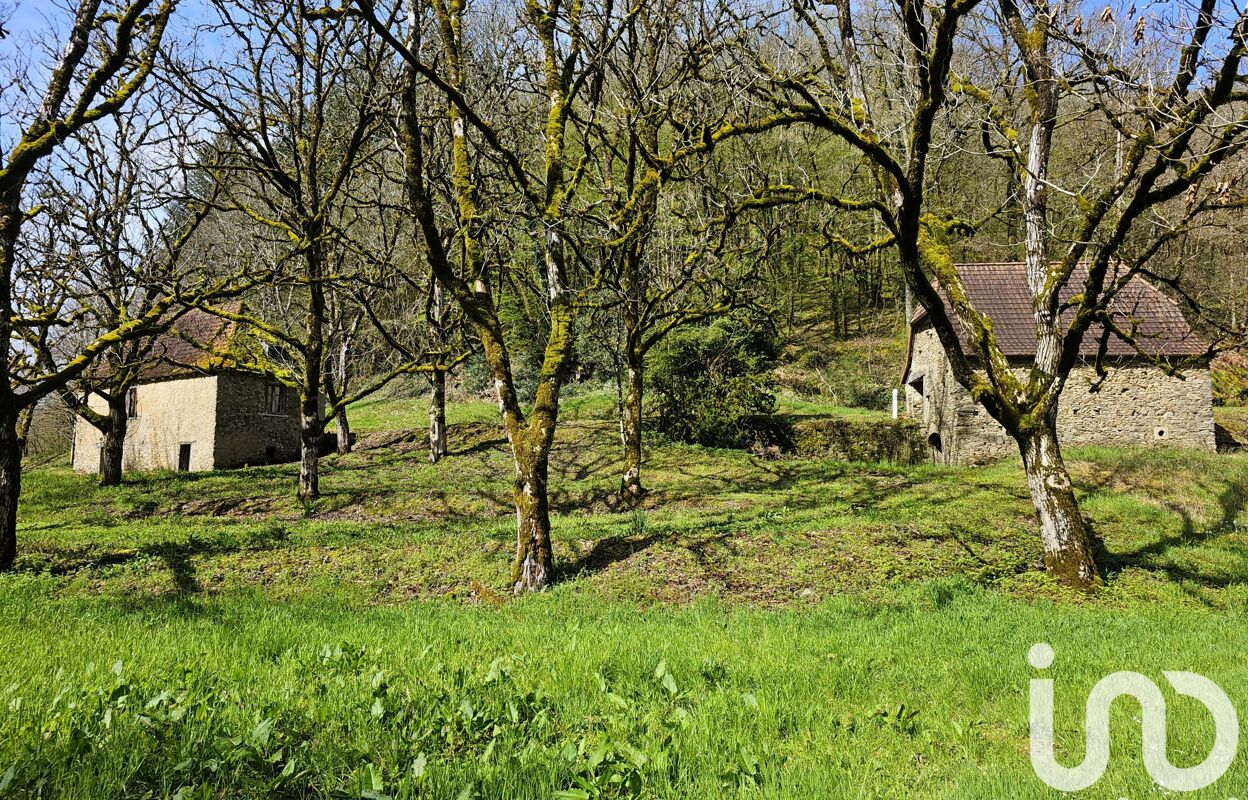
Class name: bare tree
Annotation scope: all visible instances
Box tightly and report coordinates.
[47,83,213,485]
[744,0,1248,587]
[167,0,392,500]
[0,0,179,569]
[332,0,793,591]
[325,183,472,458]
[583,0,764,503]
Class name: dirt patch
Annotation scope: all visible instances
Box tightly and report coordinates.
[357,422,507,457]
[174,496,287,517]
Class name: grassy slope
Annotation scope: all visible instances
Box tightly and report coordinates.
[5,392,1248,798]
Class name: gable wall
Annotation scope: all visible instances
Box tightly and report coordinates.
[904,323,1217,465]
[904,324,959,464]
[71,376,218,473]
[213,373,302,469]
[948,361,1216,464]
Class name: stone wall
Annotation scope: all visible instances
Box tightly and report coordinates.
[790,417,925,464]
[71,376,218,473]
[904,323,1217,465]
[903,325,959,464]
[212,373,302,469]
[71,373,304,474]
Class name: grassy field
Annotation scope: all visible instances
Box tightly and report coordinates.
[5,392,1248,798]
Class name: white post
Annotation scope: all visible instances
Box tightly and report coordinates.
[892,388,899,420]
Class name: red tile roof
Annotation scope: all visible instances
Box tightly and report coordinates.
[912,263,1208,359]
[135,307,237,381]
[88,306,238,384]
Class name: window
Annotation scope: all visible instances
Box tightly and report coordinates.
[265,384,284,415]
[177,443,192,472]
[125,387,138,418]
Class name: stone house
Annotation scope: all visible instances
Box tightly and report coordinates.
[71,309,302,474]
[901,263,1215,465]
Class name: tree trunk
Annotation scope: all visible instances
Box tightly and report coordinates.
[100,396,127,486]
[334,406,352,455]
[429,369,447,463]
[1017,421,1099,589]
[0,409,21,571]
[427,275,450,464]
[299,236,326,501]
[1,199,21,570]
[620,354,644,504]
[298,391,320,501]
[331,319,353,456]
[512,446,554,594]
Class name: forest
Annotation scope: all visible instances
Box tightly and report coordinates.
[2,0,1248,797]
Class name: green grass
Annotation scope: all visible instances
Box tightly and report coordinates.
[776,393,894,420]
[4,584,1248,799]
[1216,405,1248,446]
[6,392,1248,797]
[346,394,501,434]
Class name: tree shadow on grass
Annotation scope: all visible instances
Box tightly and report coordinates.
[448,435,509,457]
[145,540,203,594]
[1091,470,1248,597]
[18,531,291,596]
[556,532,667,581]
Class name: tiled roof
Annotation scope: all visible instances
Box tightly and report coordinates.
[136,307,237,381]
[912,263,1208,359]
[89,306,238,383]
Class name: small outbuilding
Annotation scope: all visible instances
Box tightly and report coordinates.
[901,263,1215,465]
[71,309,302,474]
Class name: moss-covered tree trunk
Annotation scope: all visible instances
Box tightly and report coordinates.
[333,407,351,455]
[428,369,447,463]
[620,354,644,504]
[617,234,647,505]
[428,279,448,464]
[499,295,572,593]
[1016,418,1098,589]
[998,0,1096,589]
[0,407,19,572]
[100,395,127,486]
[391,0,579,593]
[298,395,320,500]
[512,441,554,593]
[298,240,326,502]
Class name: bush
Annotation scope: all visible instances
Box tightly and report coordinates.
[817,338,905,411]
[650,313,780,448]
[776,333,906,411]
[790,417,924,464]
[1212,352,1248,407]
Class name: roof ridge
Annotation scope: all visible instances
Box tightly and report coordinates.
[905,262,1205,359]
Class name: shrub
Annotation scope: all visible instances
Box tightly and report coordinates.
[1212,352,1248,407]
[798,349,829,370]
[776,334,906,411]
[819,339,904,411]
[790,417,924,463]
[650,313,780,448]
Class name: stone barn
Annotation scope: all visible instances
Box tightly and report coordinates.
[901,263,1215,466]
[71,309,302,474]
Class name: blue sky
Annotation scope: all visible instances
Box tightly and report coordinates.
[3,1,47,41]
[1,0,213,54]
